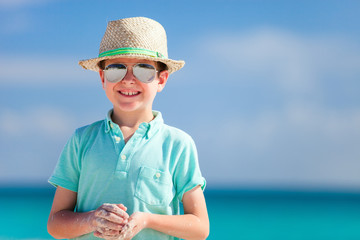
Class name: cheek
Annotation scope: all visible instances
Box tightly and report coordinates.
[104,81,116,89]
[103,82,117,98]
[149,84,161,95]
[139,82,156,93]
[147,81,162,92]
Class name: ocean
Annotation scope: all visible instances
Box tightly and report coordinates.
[1,187,360,240]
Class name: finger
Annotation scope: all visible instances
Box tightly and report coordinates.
[94,217,125,231]
[118,221,137,240]
[105,229,121,236]
[117,203,127,212]
[94,230,120,240]
[95,209,127,225]
[95,227,107,234]
[93,230,101,237]
[95,227,121,236]
[101,203,129,219]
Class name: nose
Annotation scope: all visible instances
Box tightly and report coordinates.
[121,66,136,83]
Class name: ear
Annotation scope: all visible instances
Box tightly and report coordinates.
[157,70,169,92]
[99,69,106,89]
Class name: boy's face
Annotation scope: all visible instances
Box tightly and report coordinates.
[99,57,169,115]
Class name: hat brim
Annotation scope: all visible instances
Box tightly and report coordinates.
[79,54,185,74]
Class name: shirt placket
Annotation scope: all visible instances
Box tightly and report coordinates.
[109,122,125,152]
[112,122,149,177]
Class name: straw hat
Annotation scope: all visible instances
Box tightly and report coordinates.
[79,17,185,74]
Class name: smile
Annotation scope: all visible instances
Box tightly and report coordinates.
[119,91,140,96]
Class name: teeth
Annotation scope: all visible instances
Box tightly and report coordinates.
[120,91,139,96]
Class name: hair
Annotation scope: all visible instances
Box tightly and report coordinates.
[98,60,105,70]
[156,61,168,74]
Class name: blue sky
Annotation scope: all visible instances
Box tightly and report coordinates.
[0,0,359,191]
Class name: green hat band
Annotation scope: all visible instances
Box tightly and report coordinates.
[99,47,165,59]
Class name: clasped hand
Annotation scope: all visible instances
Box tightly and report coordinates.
[90,203,147,240]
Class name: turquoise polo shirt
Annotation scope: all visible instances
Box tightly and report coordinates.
[49,110,206,240]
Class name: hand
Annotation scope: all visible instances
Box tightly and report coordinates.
[116,212,149,240]
[90,203,129,239]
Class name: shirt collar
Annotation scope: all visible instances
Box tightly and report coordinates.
[104,109,163,138]
[105,109,113,133]
[147,110,163,138]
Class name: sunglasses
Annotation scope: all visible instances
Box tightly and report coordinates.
[103,63,158,84]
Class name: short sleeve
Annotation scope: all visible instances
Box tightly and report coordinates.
[173,136,206,202]
[48,130,81,192]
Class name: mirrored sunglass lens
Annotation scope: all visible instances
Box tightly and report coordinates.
[104,64,127,83]
[134,64,156,83]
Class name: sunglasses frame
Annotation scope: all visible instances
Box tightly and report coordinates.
[103,63,159,84]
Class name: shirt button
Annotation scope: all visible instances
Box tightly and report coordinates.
[155,173,161,178]
[110,123,114,128]
[121,155,127,160]
[114,136,121,142]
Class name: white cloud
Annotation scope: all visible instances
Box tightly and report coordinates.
[197,104,360,189]
[0,56,98,86]
[199,28,360,95]
[223,104,360,150]
[0,107,76,139]
[178,28,360,189]
[0,106,105,183]
[284,103,360,138]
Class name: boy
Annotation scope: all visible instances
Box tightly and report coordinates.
[47,17,209,240]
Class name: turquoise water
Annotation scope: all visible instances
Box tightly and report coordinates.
[1,187,360,240]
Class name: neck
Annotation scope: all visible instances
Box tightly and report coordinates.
[111,108,154,143]
[111,108,154,128]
